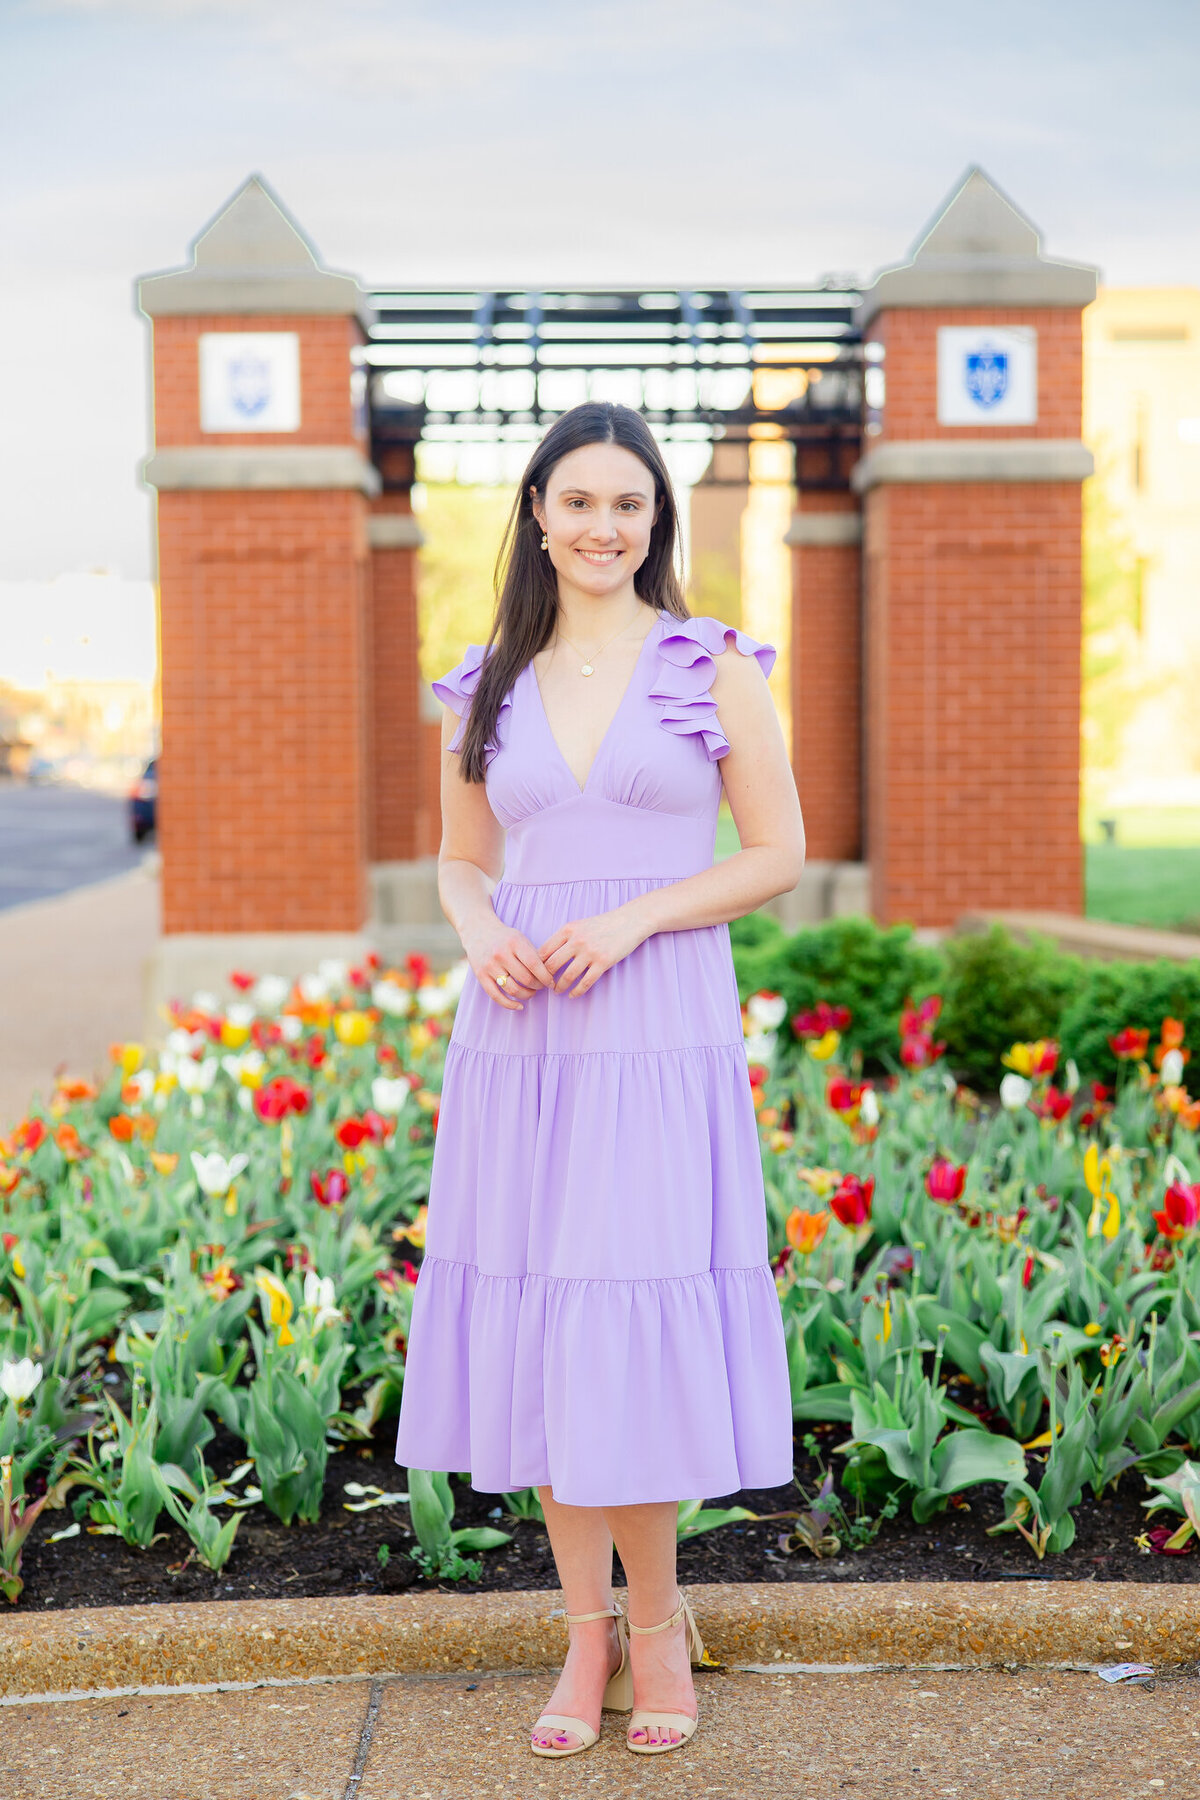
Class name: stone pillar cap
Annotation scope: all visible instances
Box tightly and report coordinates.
[855,165,1098,329]
[136,173,373,324]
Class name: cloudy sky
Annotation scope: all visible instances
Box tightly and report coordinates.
[2,0,1198,583]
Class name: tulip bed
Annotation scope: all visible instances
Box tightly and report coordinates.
[2,948,1200,1609]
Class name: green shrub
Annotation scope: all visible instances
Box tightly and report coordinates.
[732,914,943,1073]
[937,925,1083,1091]
[1058,957,1200,1093]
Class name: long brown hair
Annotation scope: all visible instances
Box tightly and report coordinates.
[451,402,690,783]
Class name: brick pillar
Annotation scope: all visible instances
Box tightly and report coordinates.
[786,492,863,861]
[136,175,381,1016]
[853,167,1098,928]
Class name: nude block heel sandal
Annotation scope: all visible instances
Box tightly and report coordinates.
[625,1588,706,1755]
[529,1600,633,1758]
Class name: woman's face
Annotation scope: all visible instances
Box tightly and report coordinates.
[532,441,661,597]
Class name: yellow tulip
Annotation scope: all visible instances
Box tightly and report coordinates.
[220,1020,250,1049]
[149,1152,179,1176]
[1023,1421,1064,1450]
[1002,1042,1036,1076]
[1102,1190,1121,1239]
[334,1010,373,1047]
[117,1043,145,1077]
[254,1270,296,1347]
[797,1166,843,1200]
[880,1295,892,1344]
[1083,1321,1102,1337]
[408,1023,433,1058]
[224,1184,239,1218]
[1083,1141,1113,1199]
[806,1029,840,1062]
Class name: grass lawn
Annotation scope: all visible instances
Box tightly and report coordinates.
[1085,844,1200,933]
[720,800,1200,938]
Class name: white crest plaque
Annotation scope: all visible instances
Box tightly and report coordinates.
[937,326,1037,427]
[199,332,301,433]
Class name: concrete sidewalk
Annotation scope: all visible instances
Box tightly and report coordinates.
[0,862,160,1129]
[3,1666,1196,1799]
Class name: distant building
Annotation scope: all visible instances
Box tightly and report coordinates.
[1083,287,1200,805]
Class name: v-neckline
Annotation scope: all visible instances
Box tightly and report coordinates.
[527,611,663,798]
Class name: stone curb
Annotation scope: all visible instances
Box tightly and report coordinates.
[2,1583,1198,1697]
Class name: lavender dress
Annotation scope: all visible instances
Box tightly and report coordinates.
[394,609,794,1506]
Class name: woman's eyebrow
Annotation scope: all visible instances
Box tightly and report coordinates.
[557,487,652,500]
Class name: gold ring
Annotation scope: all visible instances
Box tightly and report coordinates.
[495,973,508,988]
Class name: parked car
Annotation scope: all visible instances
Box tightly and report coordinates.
[129,757,157,843]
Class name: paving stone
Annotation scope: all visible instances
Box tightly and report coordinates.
[0,1681,367,1800]
[357,1668,1200,1800]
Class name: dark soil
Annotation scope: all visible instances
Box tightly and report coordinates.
[17,1417,1199,1613]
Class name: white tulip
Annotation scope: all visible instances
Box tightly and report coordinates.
[0,1357,43,1404]
[372,1076,410,1116]
[317,958,349,989]
[225,1003,256,1030]
[372,979,410,1017]
[444,960,470,999]
[999,1072,1033,1111]
[416,984,455,1017]
[1064,1057,1081,1096]
[303,1270,342,1330]
[177,1056,218,1096]
[254,974,290,1012]
[279,1014,304,1043]
[747,992,788,1031]
[298,972,329,1003]
[191,990,222,1015]
[190,1150,250,1197]
[125,1068,156,1104]
[743,1031,777,1063]
[860,1087,881,1127]
[1161,1048,1185,1087]
[166,1027,208,1058]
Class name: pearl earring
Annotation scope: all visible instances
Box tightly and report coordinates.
[540,530,549,551]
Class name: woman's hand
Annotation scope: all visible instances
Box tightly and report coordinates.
[537,906,652,999]
[460,915,555,1012]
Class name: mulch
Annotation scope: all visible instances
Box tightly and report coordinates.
[16,1419,1198,1613]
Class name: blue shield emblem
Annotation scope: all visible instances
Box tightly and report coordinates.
[227,353,272,420]
[965,347,1008,409]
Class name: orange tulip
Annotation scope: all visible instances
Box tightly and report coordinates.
[785,1209,830,1255]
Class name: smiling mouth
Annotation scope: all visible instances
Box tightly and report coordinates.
[576,549,622,564]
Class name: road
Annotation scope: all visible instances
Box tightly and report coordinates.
[0,780,149,910]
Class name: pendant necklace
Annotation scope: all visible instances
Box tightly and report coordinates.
[551,608,648,676]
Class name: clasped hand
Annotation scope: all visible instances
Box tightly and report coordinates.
[466,907,649,1009]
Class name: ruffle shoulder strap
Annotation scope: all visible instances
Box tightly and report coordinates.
[648,615,776,762]
[430,643,512,759]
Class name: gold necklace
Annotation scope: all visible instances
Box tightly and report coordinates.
[551,608,648,676]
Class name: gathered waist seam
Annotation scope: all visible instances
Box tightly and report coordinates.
[446,1038,746,1060]
[419,1254,773,1284]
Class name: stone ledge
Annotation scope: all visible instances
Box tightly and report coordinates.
[956,909,1200,964]
[784,512,863,547]
[851,438,1095,491]
[141,445,382,495]
[2,1583,1197,1698]
[367,513,425,549]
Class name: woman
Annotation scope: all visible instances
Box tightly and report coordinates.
[395,401,805,1759]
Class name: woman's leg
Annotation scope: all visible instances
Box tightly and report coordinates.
[604,1501,694,1749]
[530,1486,624,1751]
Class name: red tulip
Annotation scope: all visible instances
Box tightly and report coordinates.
[793,1000,852,1039]
[925,1158,966,1203]
[335,1117,369,1149]
[830,1173,874,1228]
[1022,1252,1035,1289]
[1153,1181,1200,1241]
[1029,1084,1072,1122]
[901,1032,947,1069]
[310,1168,350,1208]
[254,1077,311,1122]
[1109,1027,1151,1061]
[900,995,942,1038]
[229,970,256,991]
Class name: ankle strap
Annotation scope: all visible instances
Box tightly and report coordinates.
[627,1592,687,1635]
[548,1600,625,1625]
